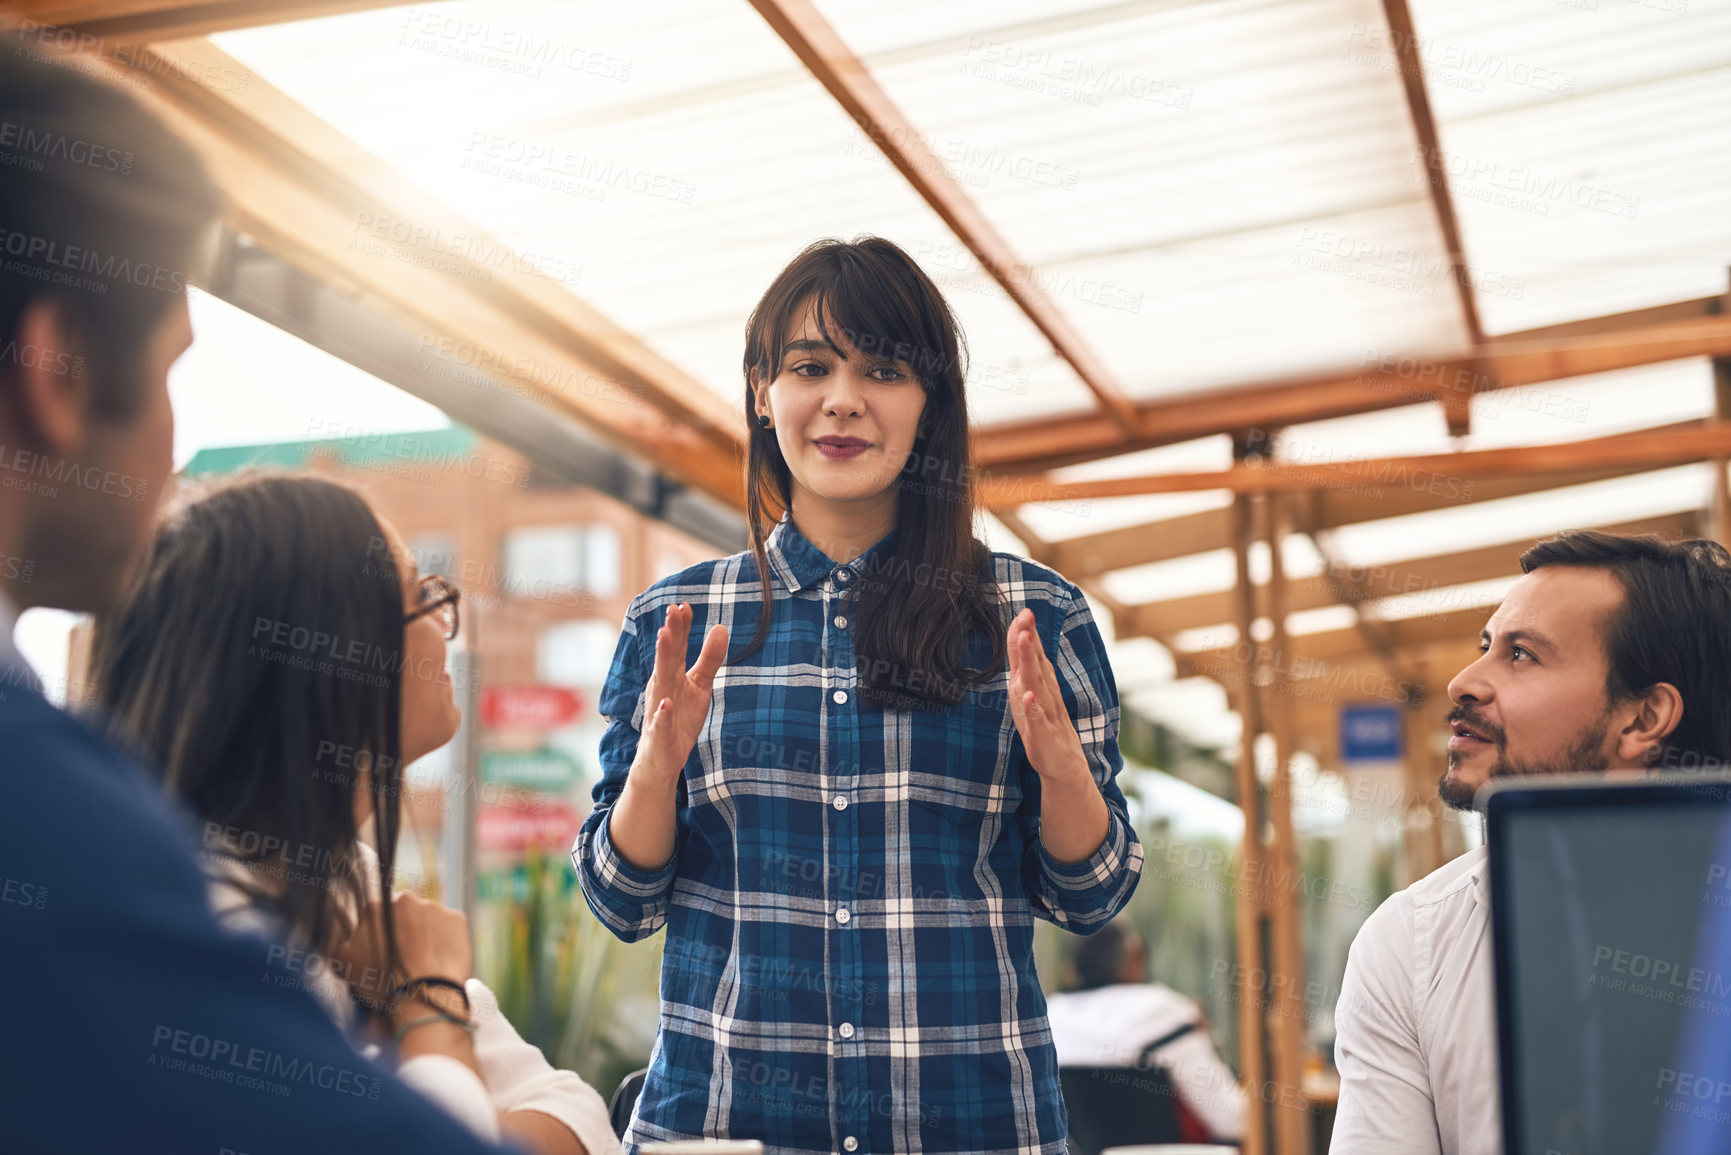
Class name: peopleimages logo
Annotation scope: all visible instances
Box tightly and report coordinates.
[12,20,252,95]
[1,227,189,296]
[149,1024,381,1099]
[0,119,134,174]
[0,443,149,501]
[0,338,83,379]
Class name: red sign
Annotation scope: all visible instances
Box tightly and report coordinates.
[477,800,584,854]
[481,685,585,730]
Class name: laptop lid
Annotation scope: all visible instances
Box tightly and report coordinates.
[1487,775,1731,1155]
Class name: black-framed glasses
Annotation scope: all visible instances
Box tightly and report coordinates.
[404,573,460,640]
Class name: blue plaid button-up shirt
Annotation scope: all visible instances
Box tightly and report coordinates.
[574,515,1143,1155]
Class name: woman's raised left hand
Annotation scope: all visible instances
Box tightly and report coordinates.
[1006,607,1088,783]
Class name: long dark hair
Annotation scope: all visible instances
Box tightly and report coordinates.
[1520,531,1731,770]
[739,237,1006,709]
[90,474,406,977]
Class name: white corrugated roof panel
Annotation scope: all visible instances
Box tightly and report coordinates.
[821,0,1471,397]
[1323,463,1714,566]
[192,0,1731,766]
[1405,0,1731,332]
[214,0,1100,426]
[1277,356,1714,461]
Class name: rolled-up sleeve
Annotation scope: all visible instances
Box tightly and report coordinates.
[1020,583,1143,933]
[573,597,679,942]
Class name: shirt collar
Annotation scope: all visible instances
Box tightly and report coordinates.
[1468,842,1490,908]
[765,512,898,593]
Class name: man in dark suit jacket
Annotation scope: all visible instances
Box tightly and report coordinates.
[0,33,510,1153]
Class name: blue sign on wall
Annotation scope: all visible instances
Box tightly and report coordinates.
[1340,704,1403,762]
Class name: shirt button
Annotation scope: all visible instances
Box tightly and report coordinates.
[837,570,851,583]
[833,690,847,704]
[836,907,851,924]
[838,1022,854,1040]
[834,614,848,629]
[844,1139,859,1152]
[832,795,849,811]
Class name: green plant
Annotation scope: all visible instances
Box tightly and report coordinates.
[476,844,664,1096]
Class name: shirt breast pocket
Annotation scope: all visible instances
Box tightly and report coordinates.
[904,671,1022,831]
[689,669,821,811]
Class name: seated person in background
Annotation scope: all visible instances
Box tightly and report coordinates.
[1331,531,1731,1155]
[0,36,506,1154]
[1046,918,1247,1144]
[90,472,616,1155]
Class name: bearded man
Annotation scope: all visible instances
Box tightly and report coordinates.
[1330,531,1731,1155]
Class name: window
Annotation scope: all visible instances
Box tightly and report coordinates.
[583,524,620,599]
[538,620,620,687]
[501,524,619,604]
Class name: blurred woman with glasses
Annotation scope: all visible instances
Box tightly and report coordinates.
[90,472,613,1155]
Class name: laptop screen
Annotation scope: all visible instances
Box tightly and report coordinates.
[1489,779,1731,1155]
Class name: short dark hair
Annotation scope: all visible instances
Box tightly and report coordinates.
[1520,530,1731,770]
[1068,919,1133,991]
[0,34,222,421]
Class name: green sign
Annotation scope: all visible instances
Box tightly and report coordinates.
[482,748,581,791]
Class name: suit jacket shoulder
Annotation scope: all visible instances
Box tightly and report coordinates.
[0,688,505,1153]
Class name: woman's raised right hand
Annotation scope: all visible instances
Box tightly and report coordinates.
[634,602,729,789]
[328,887,473,1013]
[387,889,473,989]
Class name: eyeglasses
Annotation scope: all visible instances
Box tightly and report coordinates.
[404,573,461,640]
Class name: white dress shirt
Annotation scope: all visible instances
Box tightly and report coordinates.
[1045,981,1248,1142]
[1332,845,1502,1155]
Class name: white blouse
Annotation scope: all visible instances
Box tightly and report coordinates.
[204,848,619,1155]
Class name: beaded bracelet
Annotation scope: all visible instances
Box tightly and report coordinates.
[393,1009,475,1044]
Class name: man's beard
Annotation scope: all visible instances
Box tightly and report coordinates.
[1437,707,1612,811]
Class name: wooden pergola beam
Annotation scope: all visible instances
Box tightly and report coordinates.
[1381,0,1483,435]
[746,0,1140,434]
[1182,603,1494,671]
[981,418,1731,508]
[87,36,749,507]
[975,297,1731,474]
[1120,511,1700,639]
[1485,295,1724,343]
[1045,423,1708,578]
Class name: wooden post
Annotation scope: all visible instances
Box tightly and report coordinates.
[1262,494,1312,1155]
[1399,688,1446,887]
[1230,491,1270,1155]
[1711,356,1731,549]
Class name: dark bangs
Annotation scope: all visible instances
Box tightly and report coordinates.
[743,238,966,399]
[737,237,1006,709]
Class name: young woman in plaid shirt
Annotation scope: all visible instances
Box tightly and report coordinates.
[575,237,1143,1155]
